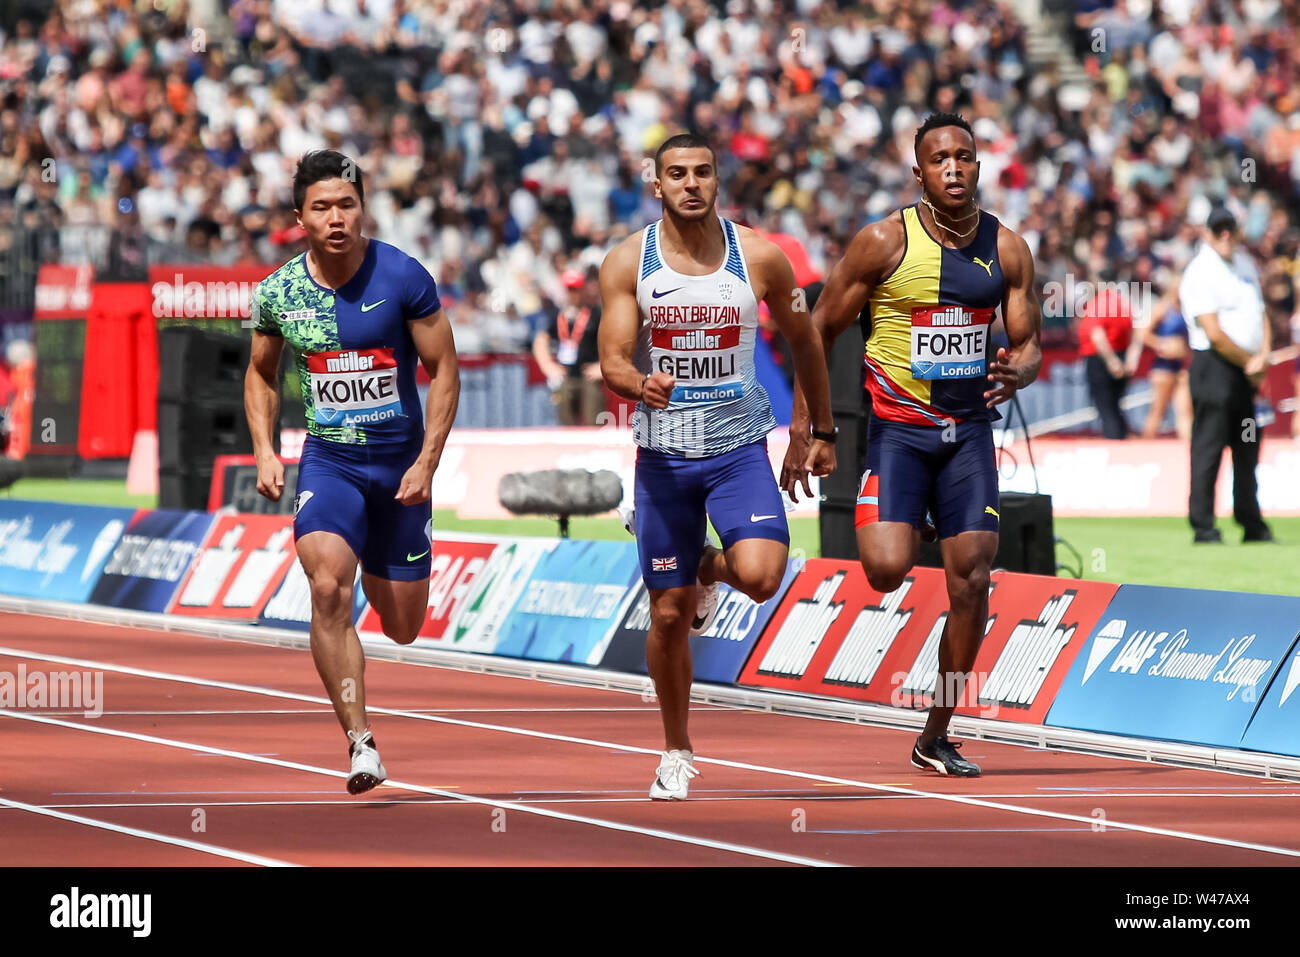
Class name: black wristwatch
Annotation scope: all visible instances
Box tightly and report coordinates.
[810,425,838,442]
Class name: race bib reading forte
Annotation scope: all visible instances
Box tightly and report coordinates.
[909,305,995,380]
[307,348,401,428]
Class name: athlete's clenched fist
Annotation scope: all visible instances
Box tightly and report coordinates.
[641,372,675,410]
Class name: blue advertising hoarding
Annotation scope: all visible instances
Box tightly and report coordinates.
[599,558,802,683]
[1045,585,1300,748]
[1238,638,1300,756]
[493,539,640,665]
[89,509,214,612]
[0,500,135,604]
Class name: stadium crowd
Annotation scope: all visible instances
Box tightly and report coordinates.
[0,0,1297,404]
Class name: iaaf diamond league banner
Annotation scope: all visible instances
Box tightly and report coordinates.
[90,509,215,613]
[0,501,134,603]
[493,539,641,666]
[599,558,802,683]
[1046,585,1300,749]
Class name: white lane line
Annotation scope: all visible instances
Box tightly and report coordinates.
[6,790,1299,812]
[0,795,296,866]
[7,645,1300,860]
[0,710,838,868]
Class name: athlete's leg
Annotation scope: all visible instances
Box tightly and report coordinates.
[699,539,787,603]
[1142,369,1175,437]
[1174,369,1193,441]
[853,416,931,592]
[920,529,997,743]
[698,442,790,603]
[360,574,428,645]
[359,442,434,644]
[297,530,369,735]
[645,585,698,752]
[634,449,708,758]
[921,419,1000,746]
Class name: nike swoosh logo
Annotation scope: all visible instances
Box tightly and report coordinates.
[361,299,387,312]
[651,287,682,299]
[750,513,778,522]
[406,549,430,562]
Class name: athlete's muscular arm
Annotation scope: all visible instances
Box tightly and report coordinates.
[782,214,905,500]
[245,330,286,501]
[742,233,837,482]
[986,228,1043,407]
[598,236,672,409]
[397,308,460,505]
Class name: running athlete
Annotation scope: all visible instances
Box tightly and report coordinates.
[599,133,836,800]
[783,113,1042,777]
[245,150,460,794]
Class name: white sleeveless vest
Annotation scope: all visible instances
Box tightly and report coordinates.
[632,218,775,457]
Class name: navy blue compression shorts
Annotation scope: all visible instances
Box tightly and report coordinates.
[855,413,1000,539]
[634,440,789,590]
[293,434,433,581]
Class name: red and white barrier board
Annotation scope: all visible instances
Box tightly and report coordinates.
[167,514,297,621]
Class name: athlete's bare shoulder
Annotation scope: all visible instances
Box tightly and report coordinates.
[842,210,907,286]
[598,229,645,291]
[734,224,784,274]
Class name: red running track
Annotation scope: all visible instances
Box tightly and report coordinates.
[2,611,1298,867]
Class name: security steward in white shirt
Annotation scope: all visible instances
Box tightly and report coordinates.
[1177,206,1273,544]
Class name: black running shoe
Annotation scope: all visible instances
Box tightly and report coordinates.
[910,735,981,777]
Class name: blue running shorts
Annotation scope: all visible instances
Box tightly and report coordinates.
[634,440,789,590]
[293,435,433,581]
[855,413,1000,539]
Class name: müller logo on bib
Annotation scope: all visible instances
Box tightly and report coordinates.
[910,305,994,380]
[308,347,401,426]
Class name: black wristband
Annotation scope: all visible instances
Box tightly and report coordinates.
[810,426,838,442]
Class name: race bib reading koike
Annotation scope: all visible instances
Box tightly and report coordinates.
[909,305,995,380]
[307,347,401,427]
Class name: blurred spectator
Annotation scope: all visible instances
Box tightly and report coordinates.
[1178,207,1272,544]
[532,269,604,426]
[0,0,1292,375]
[1077,276,1135,438]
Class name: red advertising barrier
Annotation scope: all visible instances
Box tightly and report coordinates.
[955,572,1118,723]
[167,514,297,620]
[357,537,496,644]
[737,560,949,701]
[738,561,1120,725]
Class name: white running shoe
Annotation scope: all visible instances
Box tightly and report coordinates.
[649,750,700,800]
[619,505,636,536]
[690,536,722,636]
[346,729,387,795]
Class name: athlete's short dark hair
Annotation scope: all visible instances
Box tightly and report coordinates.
[654,133,716,175]
[293,150,365,211]
[913,112,975,159]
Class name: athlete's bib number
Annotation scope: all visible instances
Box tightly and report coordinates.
[307,348,401,427]
[909,305,995,380]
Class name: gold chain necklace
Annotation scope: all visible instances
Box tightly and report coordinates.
[921,194,981,242]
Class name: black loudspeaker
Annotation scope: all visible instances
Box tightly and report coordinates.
[817,322,867,561]
[157,327,256,509]
[158,327,250,403]
[916,492,1057,575]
